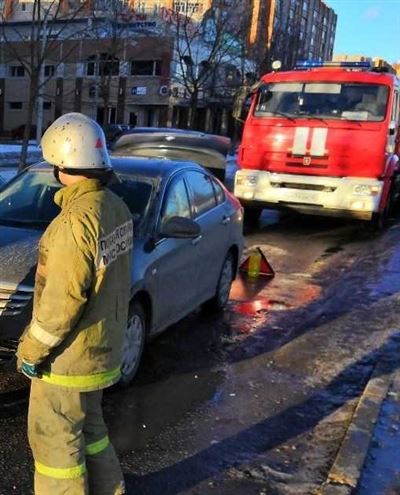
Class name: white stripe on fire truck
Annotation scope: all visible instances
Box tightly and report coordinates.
[310,128,328,157]
[292,127,309,155]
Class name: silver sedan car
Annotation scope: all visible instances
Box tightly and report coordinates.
[0,157,244,384]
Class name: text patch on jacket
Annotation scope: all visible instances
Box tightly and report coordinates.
[97,220,133,269]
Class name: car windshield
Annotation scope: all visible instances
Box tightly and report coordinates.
[0,168,153,230]
[254,82,389,122]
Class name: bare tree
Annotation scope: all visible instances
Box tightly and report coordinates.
[170,0,250,130]
[0,0,86,170]
[88,2,135,128]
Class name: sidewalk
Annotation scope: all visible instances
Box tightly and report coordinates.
[319,347,400,495]
[356,367,400,495]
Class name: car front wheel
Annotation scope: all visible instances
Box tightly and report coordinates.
[119,301,146,386]
[205,252,234,311]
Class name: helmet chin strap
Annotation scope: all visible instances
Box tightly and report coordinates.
[53,166,62,184]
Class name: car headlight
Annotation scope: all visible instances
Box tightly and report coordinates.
[353,184,381,196]
[235,174,258,187]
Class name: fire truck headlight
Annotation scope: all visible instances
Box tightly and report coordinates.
[387,143,395,153]
[350,200,366,210]
[235,174,258,187]
[353,184,380,196]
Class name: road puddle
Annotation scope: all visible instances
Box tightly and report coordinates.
[230,273,274,302]
[229,271,319,317]
[233,299,289,316]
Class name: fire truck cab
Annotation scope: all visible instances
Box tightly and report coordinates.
[234,61,400,225]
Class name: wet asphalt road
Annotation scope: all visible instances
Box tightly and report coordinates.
[3,209,400,494]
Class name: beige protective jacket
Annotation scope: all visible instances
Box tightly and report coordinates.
[17,179,133,391]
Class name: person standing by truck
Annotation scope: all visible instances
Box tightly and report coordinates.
[17,112,133,495]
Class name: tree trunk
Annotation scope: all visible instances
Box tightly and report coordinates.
[189,91,198,129]
[19,76,38,172]
[101,76,112,128]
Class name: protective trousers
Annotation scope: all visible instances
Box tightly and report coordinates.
[28,379,125,495]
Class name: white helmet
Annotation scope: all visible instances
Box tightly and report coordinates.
[41,112,111,170]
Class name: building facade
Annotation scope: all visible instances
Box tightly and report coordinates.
[0,0,337,137]
[0,5,175,136]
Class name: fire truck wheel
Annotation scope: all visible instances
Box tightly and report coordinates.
[370,188,394,231]
[370,211,388,231]
[244,207,262,225]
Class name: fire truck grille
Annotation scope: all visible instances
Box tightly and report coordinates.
[286,161,328,169]
[270,182,337,192]
[0,282,34,317]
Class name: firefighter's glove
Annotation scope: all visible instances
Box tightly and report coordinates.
[21,361,41,379]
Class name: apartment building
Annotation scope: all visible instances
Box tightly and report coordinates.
[0,4,175,136]
[0,0,241,136]
[248,0,337,71]
[0,0,337,137]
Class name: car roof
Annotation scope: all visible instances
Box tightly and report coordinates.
[125,127,206,136]
[31,155,206,180]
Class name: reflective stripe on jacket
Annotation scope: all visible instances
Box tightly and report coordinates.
[17,179,133,391]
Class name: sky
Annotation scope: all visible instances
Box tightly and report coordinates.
[326,0,400,63]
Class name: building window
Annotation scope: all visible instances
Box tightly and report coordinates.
[129,112,137,126]
[43,102,52,110]
[87,57,96,76]
[88,85,96,98]
[9,102,23,110]
[131,60,162,76]
[86,54,120,77]
[9,66,25,77]
[44,65,55,77]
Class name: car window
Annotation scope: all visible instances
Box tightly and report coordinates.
[185,171,217,217]
[109,176,153,225]
[211,177,225,204]
[160,177,191,226]
[0,169,61,225]
[0,169,153,230]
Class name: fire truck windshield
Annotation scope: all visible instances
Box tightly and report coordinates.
[254,82,389,122]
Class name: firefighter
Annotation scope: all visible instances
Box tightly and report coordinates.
[16,113,133,495]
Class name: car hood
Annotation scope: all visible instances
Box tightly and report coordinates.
[0,225,41,287]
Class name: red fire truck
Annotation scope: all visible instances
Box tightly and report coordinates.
[234,61,400,226]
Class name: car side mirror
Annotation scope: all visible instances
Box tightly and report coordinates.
[159,216,201,239]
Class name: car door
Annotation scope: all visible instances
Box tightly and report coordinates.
[150,173,201,330]
[184,170,232,302]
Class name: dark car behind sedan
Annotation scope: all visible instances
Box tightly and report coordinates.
[0,157,244,384]
[112,127,231,182]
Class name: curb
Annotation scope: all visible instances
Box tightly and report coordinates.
[317,360,396,495]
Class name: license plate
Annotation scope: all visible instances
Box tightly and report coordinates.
[285,190,317,203]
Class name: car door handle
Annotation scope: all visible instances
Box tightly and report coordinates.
[192,235,202,245]
[222,216,231,225]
